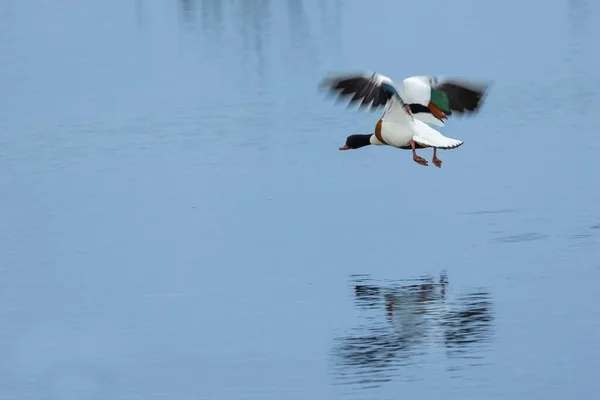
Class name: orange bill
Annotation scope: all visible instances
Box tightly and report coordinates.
[428,102,447,121]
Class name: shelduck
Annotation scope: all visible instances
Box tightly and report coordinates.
[321,72,490,167]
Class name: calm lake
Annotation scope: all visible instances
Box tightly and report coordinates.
[1,0,600,399]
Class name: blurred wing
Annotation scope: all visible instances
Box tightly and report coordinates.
[321,72,402,111]
[433,79,490,115]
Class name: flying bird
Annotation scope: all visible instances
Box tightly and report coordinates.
[321,72,490,167]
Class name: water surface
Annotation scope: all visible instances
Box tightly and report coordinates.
[1,0,600,399]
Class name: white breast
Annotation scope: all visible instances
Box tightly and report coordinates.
[379,97,415,148]
[380,120,413,147]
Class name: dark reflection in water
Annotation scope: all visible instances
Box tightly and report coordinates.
[286,0,309,46]
[197,0,225,42]
[332,273,494,389]
[566,0,594,107]
[567,0,590,49]
[179,0,198,26]
[177,0,342,78]
[240,0,271,75]
[285,0,317,67]
[193,0,271,78]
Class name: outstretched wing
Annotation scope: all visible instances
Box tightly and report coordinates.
[412,120,464,150]
[433,79,490,115]
[320,72,404,111]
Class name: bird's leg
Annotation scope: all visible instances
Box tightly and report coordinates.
[432,148,442,168]
[410,140,428,166]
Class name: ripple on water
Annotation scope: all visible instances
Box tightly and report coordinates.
[493,232,547,243]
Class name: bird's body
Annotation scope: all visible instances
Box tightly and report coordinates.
[375,97,417,148]
[321,72,490,167]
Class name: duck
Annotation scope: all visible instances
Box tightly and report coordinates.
[320,72,490,167]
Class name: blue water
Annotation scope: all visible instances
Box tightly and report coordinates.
[1,0,600,399]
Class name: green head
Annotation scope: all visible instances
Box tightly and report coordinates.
[430,88,451,114]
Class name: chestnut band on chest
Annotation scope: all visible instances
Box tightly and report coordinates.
[374,119,388,145]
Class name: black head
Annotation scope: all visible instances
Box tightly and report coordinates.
[339,134,372,151]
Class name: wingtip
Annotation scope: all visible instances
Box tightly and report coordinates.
[441,77,494,93]
[319,71,367,92]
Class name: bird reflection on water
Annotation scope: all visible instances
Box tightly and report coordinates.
[331,272,494,389]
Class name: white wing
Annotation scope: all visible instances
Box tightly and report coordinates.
[399,75,433,106]
[412,120,463,149]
